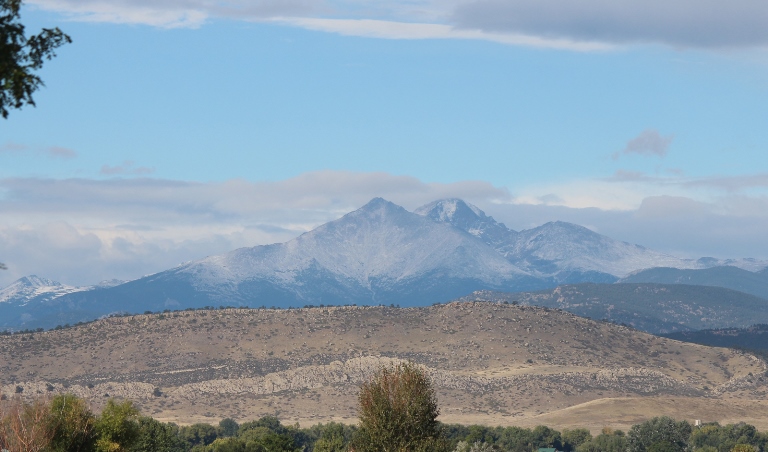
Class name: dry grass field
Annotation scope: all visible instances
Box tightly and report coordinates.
[2,302,767,432]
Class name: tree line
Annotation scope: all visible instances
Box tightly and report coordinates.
[3,362,768,452]
[3,394,765,452]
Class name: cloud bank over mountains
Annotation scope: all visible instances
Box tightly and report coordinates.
[28,0,768,49]
[451,0,768,48]
[1,171,767,287]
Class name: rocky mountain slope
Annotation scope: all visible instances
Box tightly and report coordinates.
[1,303,765,431]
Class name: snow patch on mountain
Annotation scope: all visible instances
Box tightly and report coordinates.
[0,276,86,306]
[0,276,128,307]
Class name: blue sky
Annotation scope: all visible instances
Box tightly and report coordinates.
[1,0,767,286]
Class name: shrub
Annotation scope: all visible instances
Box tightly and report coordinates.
[350,362,448,452]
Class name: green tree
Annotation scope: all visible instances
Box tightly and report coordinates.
[689,423,765,452]
[350,362,448,452]
[531,425,562,450]
[576,429,627,452]
[131,416,185,452]
[218,418,239,438]
[627,417,691,452]
[48,393,96,452]
[199,437,246,452]
[562,428,592,452]
[179,423,219,449]
[646,441,681,452]
[496,426,534,452]
[94,399,140,452]
[237,427,298,452]
[1,0,71,118]
[313,423,347,452]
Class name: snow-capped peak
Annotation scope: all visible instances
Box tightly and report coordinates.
[0,275,93,305]
[414,199,517,247]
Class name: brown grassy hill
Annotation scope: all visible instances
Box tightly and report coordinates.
[1,302,767,431]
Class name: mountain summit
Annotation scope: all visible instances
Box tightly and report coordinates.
[415,199,516,248]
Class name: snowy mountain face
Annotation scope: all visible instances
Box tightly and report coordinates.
[182,197,532,292]
[3,197,767,331]
[506,221,700,278]
[0,275,86,306]
[416,200,699,279]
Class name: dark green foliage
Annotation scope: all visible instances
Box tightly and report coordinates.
[312,423,348,452]
[627,417,692,452]
[131,417,185,452]
[576,429,627,452]
[561,428,592,452]
[645,441,682,452]
[0,0,71,118]
[180,423,219,448]
[302,422,357,452]
[689,423,767,452]
[248,431,298,451]
[239,416,286,436]
[186,416,302,452]
[350,362,448,452]
[531,425,563,450]
[218,419,239,438]
[212,426,298,452]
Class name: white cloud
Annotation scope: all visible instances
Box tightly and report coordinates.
[46,146,78,159]
[100,161,154,175]
[615,129,674,159]
[451,0,768,48]
[29,0,210,28]
[274,18,610,51]
[28,0,768,49]
[0,143,77,159]
[0,142,29,153]
[684,173,768,192]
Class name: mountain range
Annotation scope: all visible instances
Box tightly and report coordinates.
[2,197,766,331]
[459,283,768,334]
